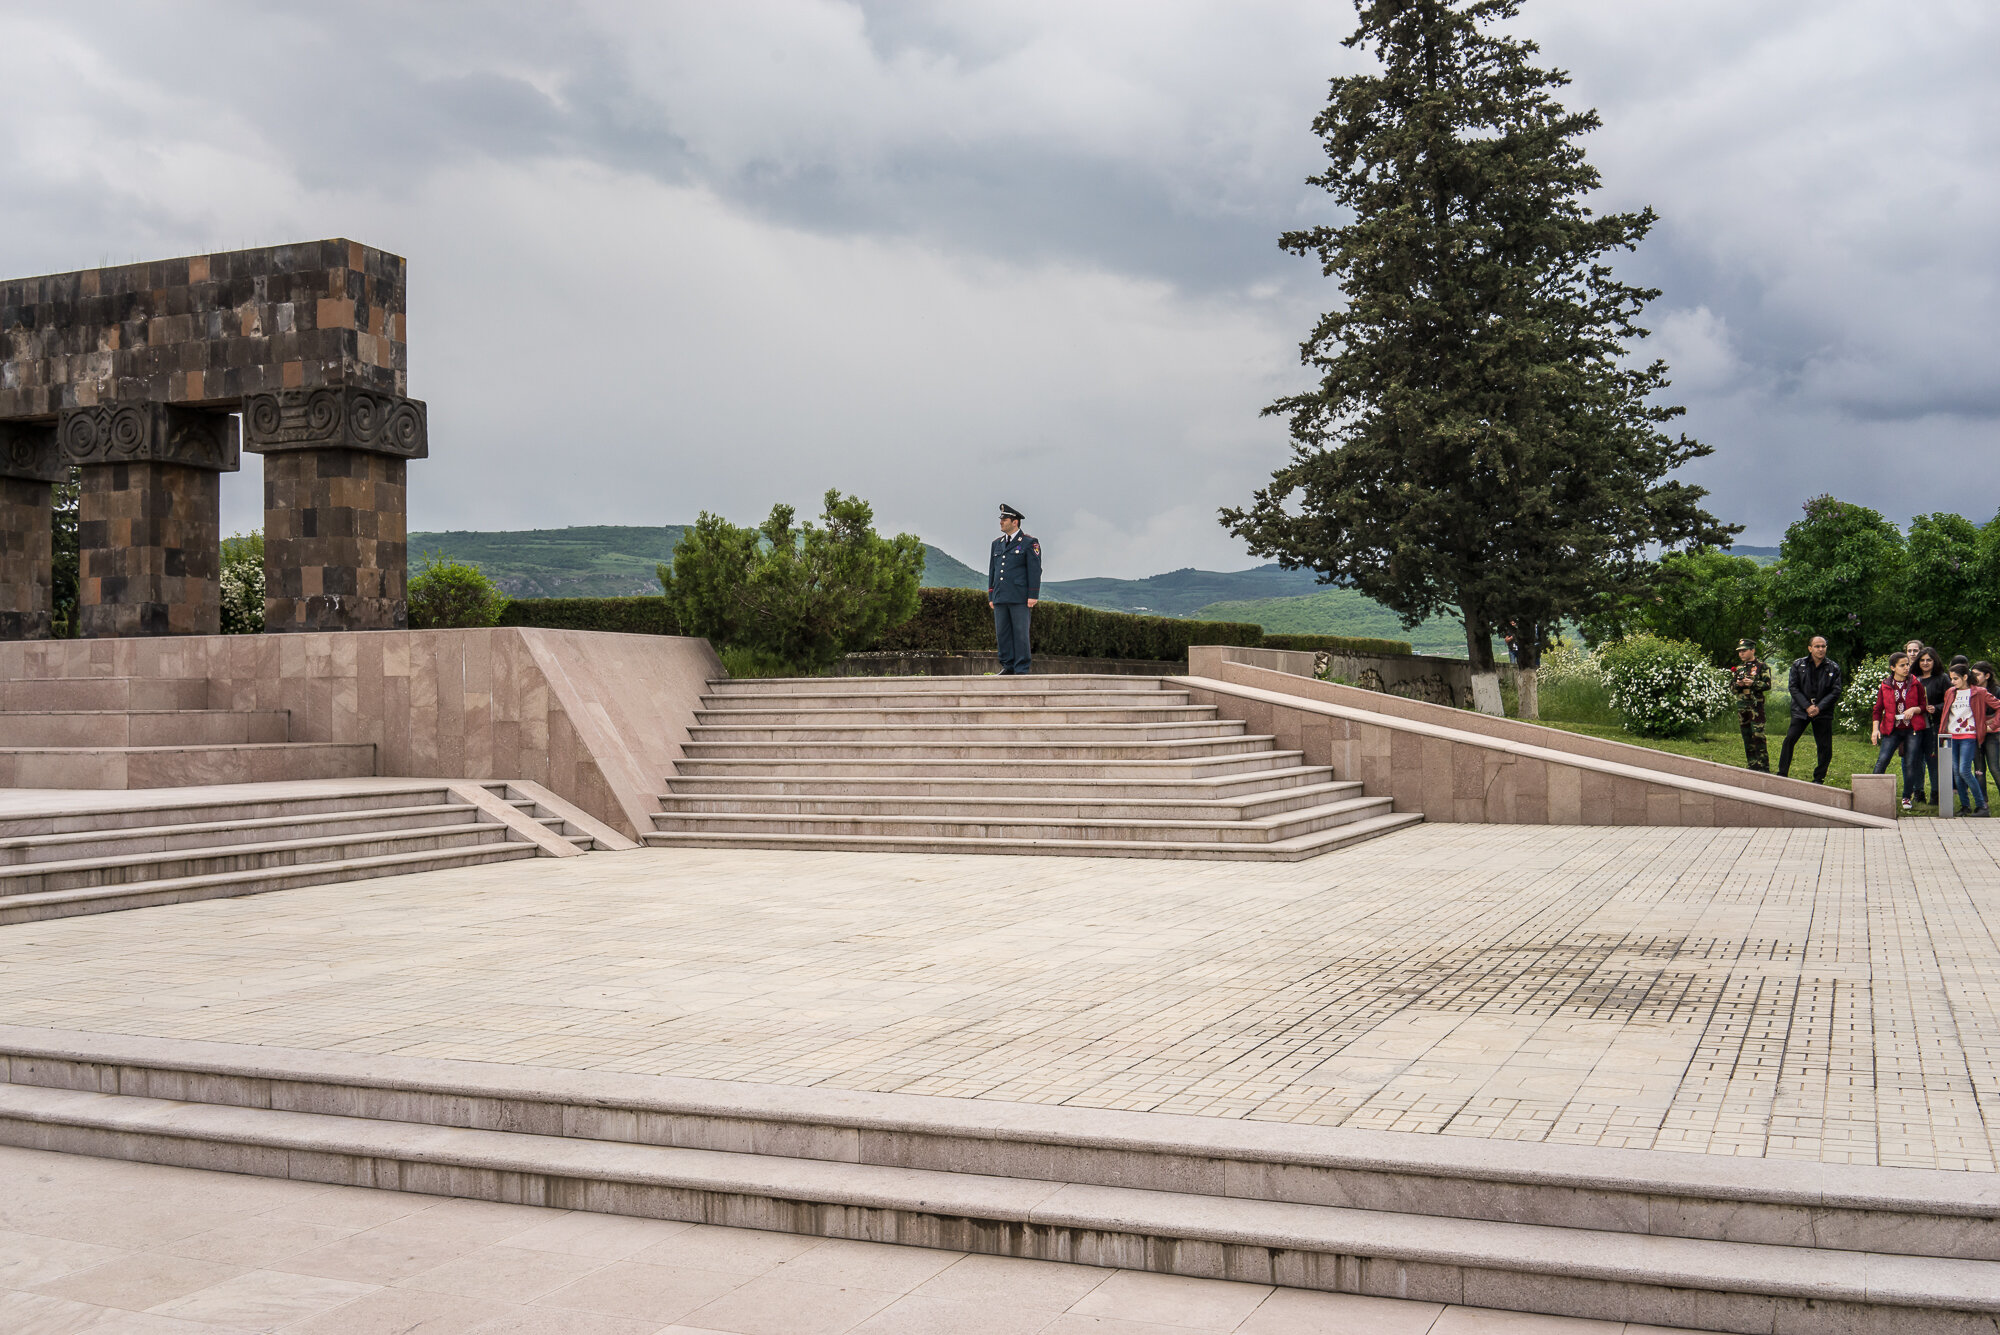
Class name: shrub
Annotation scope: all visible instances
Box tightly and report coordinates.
[718,645,804,678]
[1537,642,1602,686]
[1598,634,1732,738]
[219,531,264,635]
[1839,654,1894,735]
[868,588,1265,661]
[408,552,507,629]
[498,596,677,636]
[661,491,924,672]
[1261,632,1412,655]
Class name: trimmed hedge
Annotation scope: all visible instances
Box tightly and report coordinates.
[869,587,1264,662]
[492,590,1411,662]
[497,596,678,636]
[1262,632,1414,656]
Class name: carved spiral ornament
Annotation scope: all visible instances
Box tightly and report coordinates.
[241,387,426,459]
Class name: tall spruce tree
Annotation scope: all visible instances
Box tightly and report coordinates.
[1223,0,1734,715]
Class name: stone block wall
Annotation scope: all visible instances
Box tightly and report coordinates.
[0,629,723,838]
[0,240,406,418]
[76,463,222,638]
[0,478,53,640]
[262,450,408,631]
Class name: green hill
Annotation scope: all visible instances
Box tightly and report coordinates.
[1041,565,1325,615]
[408,525,984,598]
[1195,589,1476,658]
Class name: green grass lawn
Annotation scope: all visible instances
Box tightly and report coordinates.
[1529,681,1924,797]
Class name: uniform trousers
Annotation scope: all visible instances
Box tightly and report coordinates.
[993,601,1033,674]
[1779,713,1834,783]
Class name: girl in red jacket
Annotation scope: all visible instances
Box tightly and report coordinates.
[1939,664,1998,815]
[1870,652,1929,810]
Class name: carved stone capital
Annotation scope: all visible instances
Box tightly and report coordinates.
[58,404,241,472]
[243,386,428,459]
[0,422,64,482]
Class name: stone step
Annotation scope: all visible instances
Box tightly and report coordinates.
[0,709,291,747]
[0,844,540,924]
[651,794,1395,845]
[0,741,376,789]
[687,720,1247,744]
[678,736,1275,761]
[694,704,1219,725]
[660,766,1340,801]
[699,690,1197,712]
[673,751,1308,780]
[657,781,1366,822]
[0,676,210,712]
[0,782,464,839]
[0,801,488,866]
[645,810,1422,861]
[706,674,1172,696]
[0,822,519,897]
[14,1034,1985,1331]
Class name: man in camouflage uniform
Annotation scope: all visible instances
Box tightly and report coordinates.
[1732,638,1772,772]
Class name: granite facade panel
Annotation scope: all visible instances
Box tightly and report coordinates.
[0,476,53,639]
[261,449,408,631]
[76,461,221,638]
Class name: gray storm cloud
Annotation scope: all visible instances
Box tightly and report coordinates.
[0,0,1992,578]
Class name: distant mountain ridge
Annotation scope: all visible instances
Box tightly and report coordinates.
[408,525,985,598]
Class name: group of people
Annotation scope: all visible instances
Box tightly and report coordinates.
[1731,637,2000,814]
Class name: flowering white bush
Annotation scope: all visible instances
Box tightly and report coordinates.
[219,533,264,635]
[1599,635,1731,738]
[1839,654,1894,735]
[1537,642,1601,686]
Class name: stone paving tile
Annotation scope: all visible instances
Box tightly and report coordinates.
[0,1146,1739,1334]
[3,824,1999,1167]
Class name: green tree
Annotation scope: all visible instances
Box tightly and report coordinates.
[50,468,78,638]
[1583,547,1769,666]
[1900,511,1997,661]
[659,490,923,672]
[407,552,507,629]
[1220,0,1733,717]
[1765,496,1903,668]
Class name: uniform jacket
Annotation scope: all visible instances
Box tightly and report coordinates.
[1788,655,1843,719]
[1731,659,1771,710]
[1939,685,2000,739]
[988,530,1042,604]
[1873,676,1928,733]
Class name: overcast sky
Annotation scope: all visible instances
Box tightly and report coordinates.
[3,1,1994,578]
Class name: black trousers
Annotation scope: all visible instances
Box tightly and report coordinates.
[1779,713,1834,783]
[993,601,1032,674]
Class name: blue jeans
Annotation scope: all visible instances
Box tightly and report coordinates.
[992,601,1032,674]
[1949,737,1987,812]
[1874,728,1923,801]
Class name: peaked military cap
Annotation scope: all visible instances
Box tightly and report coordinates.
[1737,638,1758,651]
[998,503,1024,520]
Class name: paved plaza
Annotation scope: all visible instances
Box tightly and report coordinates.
[5,821,2000,1171]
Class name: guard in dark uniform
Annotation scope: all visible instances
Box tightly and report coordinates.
[988,504,1041,674]
[1731,637,1772,772]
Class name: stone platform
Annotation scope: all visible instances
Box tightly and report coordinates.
[5,823,2000,1329]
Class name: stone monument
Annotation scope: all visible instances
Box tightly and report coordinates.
[0,240,426,637]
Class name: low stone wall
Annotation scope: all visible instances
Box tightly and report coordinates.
[0,629,722,838]
[1188,644,1515,709]
[1193,653,1852,812]
[1177,663,1887,829]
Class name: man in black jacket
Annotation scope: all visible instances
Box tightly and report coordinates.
[1779,636,1843,783]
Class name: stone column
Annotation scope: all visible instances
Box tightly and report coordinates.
[0,423,63,640]
[59,404,240,638]
[243,386,426,632]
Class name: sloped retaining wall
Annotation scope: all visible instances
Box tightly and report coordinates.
[0,629,721,839]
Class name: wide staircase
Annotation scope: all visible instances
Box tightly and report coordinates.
[0,675,373,788]
[0,779,624,925]
[647,674,1420,859]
